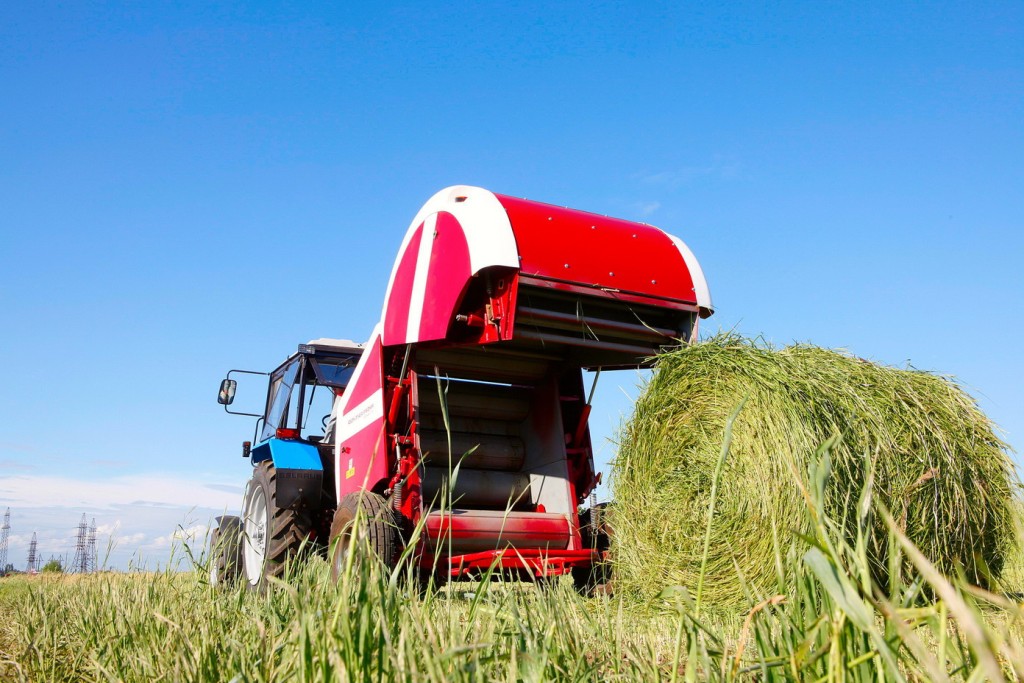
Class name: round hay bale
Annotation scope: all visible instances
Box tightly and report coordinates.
[611,334,1019,606]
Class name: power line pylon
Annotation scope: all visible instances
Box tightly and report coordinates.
[0,508,10,574]
[87,518,98,572]
[71,513,89,574]
[26,532,38,573]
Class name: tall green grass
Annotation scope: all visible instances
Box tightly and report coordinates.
[2,433,1023,681]
[0,550,675,681]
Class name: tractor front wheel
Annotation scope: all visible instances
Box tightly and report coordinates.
[241,460,313,591]
[329,491,397,583]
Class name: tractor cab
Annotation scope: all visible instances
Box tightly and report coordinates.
[257,340,363,445]
[218,338,364,446]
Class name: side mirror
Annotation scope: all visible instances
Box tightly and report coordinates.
[218,379,237,405]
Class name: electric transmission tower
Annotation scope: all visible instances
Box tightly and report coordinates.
[87,518,97,572]
[26,532,38,573]
[0,508,10,574]
[71,513,89,573]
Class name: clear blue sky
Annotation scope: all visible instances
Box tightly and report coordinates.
[1,1,1021,570]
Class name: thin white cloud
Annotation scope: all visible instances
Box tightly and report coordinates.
[636,201,661,217]
[88,459,128,467]
[637,156,743,188]
[151,523,209,550]
[205,483,244,495]
[96,521,121,536]
[177,524,209,542]
[0,458,38,472]
[0,473,239,510]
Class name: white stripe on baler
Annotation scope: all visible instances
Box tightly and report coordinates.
[666,233,714,312]
[338,388,385,441]
[406,213,437,342]
[380,186,519,339]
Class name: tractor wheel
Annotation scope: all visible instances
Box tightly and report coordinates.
[241,460,313,591]
[572,503,614,597]
[209,515,242,586]
[329,491,398,583]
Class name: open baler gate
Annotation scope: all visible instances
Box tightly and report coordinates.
[381,187,712,365]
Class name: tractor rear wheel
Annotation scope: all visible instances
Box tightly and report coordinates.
[572,503,614,597]
[241,460,313,591]
[209,515,242,586]
[329,491,397,583]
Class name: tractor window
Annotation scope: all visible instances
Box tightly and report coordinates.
[262,360,300,441]
[310,357,357,389]
[300,382,335,441]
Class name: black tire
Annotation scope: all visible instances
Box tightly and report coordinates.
[209,516,242,586]
[572,503,614,597]
[241,460,314,590]
[329,491,397,583]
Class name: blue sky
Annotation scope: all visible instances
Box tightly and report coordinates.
[1,2,1021,570]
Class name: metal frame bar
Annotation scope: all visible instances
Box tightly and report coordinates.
[222,369,269,417]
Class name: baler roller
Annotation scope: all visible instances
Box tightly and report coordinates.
[516,305,678,342]
[417,381,532,421]
[424,509,570,553]
[418,429,526,471]
[421,468,532,510]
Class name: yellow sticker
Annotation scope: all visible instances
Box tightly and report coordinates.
[345,458,355,479]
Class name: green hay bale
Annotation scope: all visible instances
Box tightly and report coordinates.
[998,498,1024,592]
[612,334,1019,606]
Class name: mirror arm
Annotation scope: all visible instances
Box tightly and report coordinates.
[220,369,270,418]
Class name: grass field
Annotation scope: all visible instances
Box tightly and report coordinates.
[2,444,1022,681]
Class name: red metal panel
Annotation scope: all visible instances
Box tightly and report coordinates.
[418,211,472,342]
[383,223,422,345]
[342,337,382,408]
[336,337,388,499]
[495,194,698,303]
[337,423,388,499]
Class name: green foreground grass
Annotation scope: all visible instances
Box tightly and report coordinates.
[2,447,1023,681]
